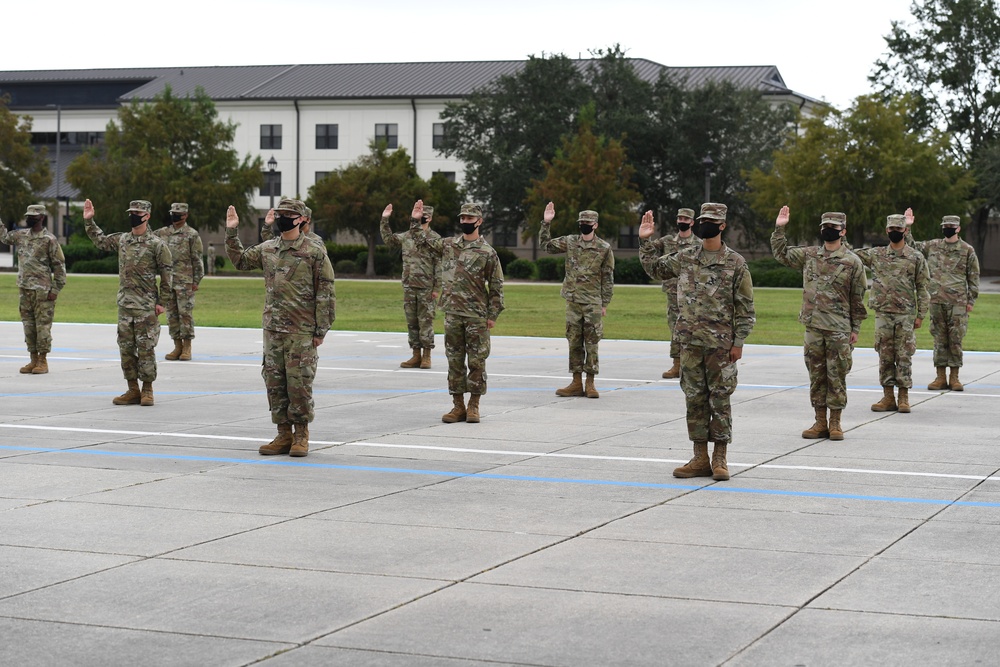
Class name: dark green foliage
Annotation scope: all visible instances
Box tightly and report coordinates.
[612,257,650,285]
[334,259,358,275]
[747,258,803,288]
[0,96,51,224]
[494,246,518,272]
[536,256,566,281]
[72,257,119,274]
[62,242,114,271]
[506,258,538,280]
[324,243,368,264]
[356,249,402,277]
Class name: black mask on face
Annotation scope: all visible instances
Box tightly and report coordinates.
[170,213,184,223]
[887,230,905,243]
[276,215,301,233]
[22,216,41,228]
[676,222,692,232]
[129,213,146,228]
[579,223,595,235]
[943,227,958,238]
[820,227,842,242]
[460,222,479,235]
[697,221,723,239]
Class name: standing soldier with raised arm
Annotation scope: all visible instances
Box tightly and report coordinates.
[381,202,442,369]
[540,202,614,398]
[639,203,755,481]
[155,203,204,362]
[225,198,336,457]
[904,209,980,391]
[0,204,66,374]
[83,199,172,406]
[648,207,699,379]
[853,214,929,413]
[772,207,867,440]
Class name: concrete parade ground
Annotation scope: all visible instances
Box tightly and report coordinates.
[1,320,999,666]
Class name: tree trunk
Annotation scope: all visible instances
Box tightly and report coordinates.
[366,234,377,277]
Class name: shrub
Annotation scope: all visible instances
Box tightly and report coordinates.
[536,256,565,281]
[355,249,402,276]
[747,258,802,288]
[505,258,537,280]
[214,256,225,269]
[613,257,650,285]
[72,257,119,274]
[62,243,114,271]
[494,246,518,272]
[325,243,368,264]
[334,259,358,275]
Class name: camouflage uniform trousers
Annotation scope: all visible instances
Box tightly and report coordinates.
[262,330,318,425]
[566,300,603,375]
[929,302,968,368]
[874,312,917,388]
[804,327,853,410]
[118,308,161,382]
[19,288,56,354]
[679,344,739,443]
[403,287,436,349]
[163,285,197,340]
[445,314,490,395]
[666,296,680,359]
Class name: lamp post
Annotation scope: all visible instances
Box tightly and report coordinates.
[46,104,62,238]
[266,155,278,211]
[702,154,714,203]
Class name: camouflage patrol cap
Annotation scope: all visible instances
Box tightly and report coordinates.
[577,210,599,223]
[303,206,312,219]
[941,215,961,227]
[819,212,847,228]
[169,203,189,214]
[697,202,727,221]
[677,208,695,220]
[24,204,47,217]
[126,200,152,213]
[274,198,308,216]
[885,214,906,229]
[421,205,434,219]
[459,203,483,218]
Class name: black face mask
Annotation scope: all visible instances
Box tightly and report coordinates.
[578,223,595,235]
[170,213,184,223]
[129,213,146,228]
[697,221,723,239]
[887,230,905,243]
[276,215,301,233]
[460,222,478,235]
[943,227,958,238]
[676,222,692,232]
[820,227,842,242]
[22,216,41,228]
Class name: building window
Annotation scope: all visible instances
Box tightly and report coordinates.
[315,171,330,183]
[260,171,281,197]
[619,225,640,249]
[432,123,446,150]
[260,125,282,150]
[432,171,456,183]
[375,123,398,149]
[316,124,338,149]
[493,224,519,248]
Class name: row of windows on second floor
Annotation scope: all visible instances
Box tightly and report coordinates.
[260,122,447,151]
[259,170,456,198]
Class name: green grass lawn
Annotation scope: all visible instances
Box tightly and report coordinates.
[1,273,997,350]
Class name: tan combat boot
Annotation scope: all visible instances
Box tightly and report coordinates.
[400,348,421,368]
[673,441,713,478]
[442,394,467,423]
[949,368,964,391]
[179,339,192,361]
[113,379,141,405]
[31,353,49,374]
[467,394,481,423]
[585,373,600,399]
[290,423,309,457]
[419,348,432,369]
[897,387,911,413]
[662,358,680,379]
[711,442,730,481]
[928,367,948,390]
[140,382,154,406]
[165,339,183,361]
[555,372,585,397]
[259,423,293,455]
[871,386,897,412]
[802,407,829,439]
[828,409,844,440]
[19,352,38,374]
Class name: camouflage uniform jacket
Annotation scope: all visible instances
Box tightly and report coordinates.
[226,228,336,337]
[648,232,699,294]
[771,228,868,335]
[540,224,614,307]
[412,225,504,321]
[853,245,930,317]
[86,219,172,311]
[380,217,443,292]
[0,225,66,294]
[154,223,204,287]
[640,239,755,348]
[905,231,980,308]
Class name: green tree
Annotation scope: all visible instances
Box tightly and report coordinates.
[66,86,262,233]
[748,95,973,246]
[0,96,51,226]
[524,104,640,241]
[870,0,1000,256]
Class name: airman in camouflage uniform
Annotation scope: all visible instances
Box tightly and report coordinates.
[639,203,755,481]
[648,207,699,379]
[407,200,504,424]
[226,198,336,457]
[540,202,614,399]
[0,204,66,374]
[853,214,930,413]
[772,207,868,440]
[381,202,442,369]
[154,203,204,362]
[904,209,980,391]
[84,199,172,407]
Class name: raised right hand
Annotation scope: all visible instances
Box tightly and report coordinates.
[382,204,393,218]
[83,199,95,220]
[264,208,275,225]
[638,210,656,239]
[542,201,555,223]
[775,206,790,227]
[226,206,240,229]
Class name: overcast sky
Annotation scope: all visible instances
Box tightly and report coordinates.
[6,0,915,110]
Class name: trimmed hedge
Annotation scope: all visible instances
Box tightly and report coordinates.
[63,243,115,272]
[355,249,403,276]
[536,256,566,281]
[325,243,368,264]
[72,257,119,274]
[506,258,537,280]
[747,258,803,288]
[334,259,358,275]
[613,257,650,285]
[495,246,518,272]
